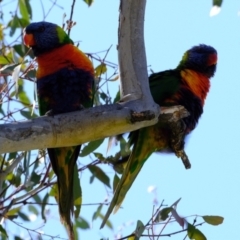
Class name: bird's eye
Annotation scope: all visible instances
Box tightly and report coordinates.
[38,26,45,32]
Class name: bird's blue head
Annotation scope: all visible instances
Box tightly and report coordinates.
[178,44,218,78]
[23,21,73,56]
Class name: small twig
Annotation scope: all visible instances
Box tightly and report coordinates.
[1,180,53,206]
[118,222,205,240]
[86,51,118,69]
[96,45,113,89]
[67,0,76,36]
[39,0,45,19]
[10,219,68,240]
[44,0,63,20]
[40,162,51,185]
[78,159,101,172]
[146,200,165,227]
[6,201,109,207]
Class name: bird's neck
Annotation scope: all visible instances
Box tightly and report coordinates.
[180,69,210,105]
[36,44,94,79]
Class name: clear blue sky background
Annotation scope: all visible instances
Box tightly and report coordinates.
[2,0,240,239]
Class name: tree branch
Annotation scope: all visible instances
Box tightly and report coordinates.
[0,105,188,154]
[119,0,148,100]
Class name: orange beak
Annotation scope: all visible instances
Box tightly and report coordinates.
[23,31,36,47]
[208,53,218,66]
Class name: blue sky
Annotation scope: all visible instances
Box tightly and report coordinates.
[2,0,240,239]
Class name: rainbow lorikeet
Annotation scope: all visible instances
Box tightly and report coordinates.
[100,44,217,228]
[23,21,94,239]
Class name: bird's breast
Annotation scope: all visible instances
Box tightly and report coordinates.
[180,69,210,105]
[36,44,94,79]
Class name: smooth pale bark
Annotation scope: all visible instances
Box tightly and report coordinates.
[0,105,188,154]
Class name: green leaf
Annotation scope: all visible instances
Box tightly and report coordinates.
[187,223,206,240]
[18,17,30,28]
[0,23,3,41]
[8,152,18,160]
[19,0,30,22]
[18,90,31,106]
[28,205,38,215]
[20,110,38,119]
[93,152,105,161]
[76,217,90,229]
[83,0,94,7]
[132,220,145,240]
[18,211,30,221]
[113,89,120,103]
[99,212,113,229]
[49,183,57,197]
[111,152,126,174]
[6,206,21,217]
[210,0,222,16]
[213,0,223,7]
[13,44,29,58]
[154,207,172,222]
[0,225,8,237]
[95,63,107,77]
[25,69,36,78]
[0,104,4,116]
[119,135,130,156]
[202,215,224,226]
[41,193,49,222]
[30,171,41,185]
[0,56,11,65]
[8,15,20,36]
[73,165,82,218]
[92,205,113,229]
[88,165,110,188]
[32,193,41,203]
[100,92,108,101]
[92,205,103,221]
[14,237,22,240]
[6,173,21,187]
[109,75,119,82]
[24,0,32,19]
[80,139,104,157]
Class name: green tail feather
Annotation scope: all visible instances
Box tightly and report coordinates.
[100,128,155,228]
[48,146,81,240]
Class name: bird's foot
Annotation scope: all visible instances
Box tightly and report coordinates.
[169,120,191,169]
[175,149,191,169]
[45,109,55,116]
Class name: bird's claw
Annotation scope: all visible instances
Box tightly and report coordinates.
[169,120,191,169]
[45,109,54,116]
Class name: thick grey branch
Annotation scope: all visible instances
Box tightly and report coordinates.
[0,105,188,154]
[118,0,158,112]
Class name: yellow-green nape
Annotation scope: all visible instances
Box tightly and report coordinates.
[177,51,189,68]
[56,26,74,45]
[181,51,189,62]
